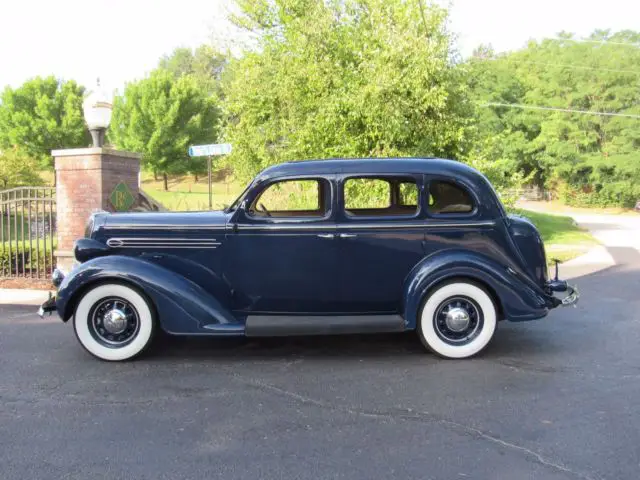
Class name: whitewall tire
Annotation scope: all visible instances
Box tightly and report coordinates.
[73,283,156,361]
[418,281,497,359]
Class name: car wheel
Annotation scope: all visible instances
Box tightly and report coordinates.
[418,281,497,359]
[73,283,156,361]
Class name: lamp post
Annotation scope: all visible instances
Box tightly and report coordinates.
[83,79,113,148]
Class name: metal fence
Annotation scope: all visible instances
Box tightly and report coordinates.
[0,187,56,279]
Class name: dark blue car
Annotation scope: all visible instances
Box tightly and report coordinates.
[40,158,577,361]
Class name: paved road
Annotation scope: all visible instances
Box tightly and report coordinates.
[2,215,640,480]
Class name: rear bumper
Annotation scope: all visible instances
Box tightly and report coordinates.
[546,279,579,308]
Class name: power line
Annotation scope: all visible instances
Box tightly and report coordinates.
[549,37,640,49]
[481,102,640,119]
[489,58,640,76]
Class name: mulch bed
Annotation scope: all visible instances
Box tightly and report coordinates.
[0,278,53,290]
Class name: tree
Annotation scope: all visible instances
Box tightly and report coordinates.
[0,148,43,188]
[468,30,640,206]
[0,76,89,169]
[109,70,221,190]
[159,45,228,180]
[159,45,227,95]
[223,0,475,180]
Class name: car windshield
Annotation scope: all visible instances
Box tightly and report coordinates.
[225,180,254,213]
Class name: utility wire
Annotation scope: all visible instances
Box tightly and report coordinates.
[489,58,640,76]
[481,102,640,119]
[549,37,640,48]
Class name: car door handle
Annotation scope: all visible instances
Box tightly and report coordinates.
[339,233,357,238]
[317,233,335,239]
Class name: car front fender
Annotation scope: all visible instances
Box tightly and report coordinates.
[402,249,551,328]
[55,255,238,335]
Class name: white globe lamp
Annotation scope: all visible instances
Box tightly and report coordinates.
[83,79,112,148]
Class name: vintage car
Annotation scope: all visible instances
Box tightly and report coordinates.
[39,158,578,361]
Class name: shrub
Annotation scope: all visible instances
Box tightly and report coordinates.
[0,243,55,276]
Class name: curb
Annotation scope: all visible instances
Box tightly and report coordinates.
[0,289,52,306]
[559,245,615,280]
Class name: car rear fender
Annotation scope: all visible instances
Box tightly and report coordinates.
[402,249,551,328]
[56,255,237,334]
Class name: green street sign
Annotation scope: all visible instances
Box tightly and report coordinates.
[110,182,135,211]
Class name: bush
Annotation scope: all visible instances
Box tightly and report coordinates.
[0,243,55,276]
[559,182,640,208]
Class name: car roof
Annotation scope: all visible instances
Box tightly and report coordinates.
[257,157,485,182]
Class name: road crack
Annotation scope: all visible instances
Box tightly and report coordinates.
[237,376,600,480]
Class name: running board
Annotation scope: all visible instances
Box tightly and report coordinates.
[245,314,405,337]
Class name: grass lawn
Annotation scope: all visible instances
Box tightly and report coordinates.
[141,171,244,211]
[514,209,599,263]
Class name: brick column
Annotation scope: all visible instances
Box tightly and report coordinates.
[52,148,141,271]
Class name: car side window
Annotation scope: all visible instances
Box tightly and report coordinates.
[249,179,327,218]
[428,180,474,214]
[344,177,419,217]
[398,182,419,207]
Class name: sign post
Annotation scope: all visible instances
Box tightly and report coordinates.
[188,143,232,210]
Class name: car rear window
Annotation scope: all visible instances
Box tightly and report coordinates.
[428,180,474,214]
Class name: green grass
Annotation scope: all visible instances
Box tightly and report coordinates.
[144,189,240,211]
[141,171,244,211]
[515,209,599,263]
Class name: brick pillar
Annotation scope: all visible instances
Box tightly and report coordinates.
[52,147,141,271]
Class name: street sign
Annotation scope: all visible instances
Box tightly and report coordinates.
[188,143,232,157]
[187,143,233,210]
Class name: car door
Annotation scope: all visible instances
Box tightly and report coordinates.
[224,175,339,313]
[336,174,427,313]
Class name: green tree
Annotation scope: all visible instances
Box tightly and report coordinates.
[469,30,640,206]
[109,70,221,190]
[0,148,43,188]
[0,76,89,169]
[224,0,474,180]
[159,45,227,94]
[159,45,228,180]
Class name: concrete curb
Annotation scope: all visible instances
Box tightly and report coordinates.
[558,245,615,280]
[0,289,52,306]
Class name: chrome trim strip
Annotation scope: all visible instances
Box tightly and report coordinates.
[113,246,220,249]
[236,221,496,231]
[105,224,226,230]
[337,221,496,229]
[107,237,221,248]
[236,224,333,231]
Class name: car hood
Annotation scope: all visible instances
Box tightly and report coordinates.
[95,210,228,233]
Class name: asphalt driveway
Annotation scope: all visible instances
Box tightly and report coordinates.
[1,215,640,480]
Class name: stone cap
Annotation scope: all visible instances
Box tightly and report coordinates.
[51,147,142,159]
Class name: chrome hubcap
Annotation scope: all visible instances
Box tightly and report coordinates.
[89,297,140,347]
[103,309,127,334]
[434,296,483,345]
[445,307,470,332]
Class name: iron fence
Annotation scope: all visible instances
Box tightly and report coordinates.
[0,187,56,278]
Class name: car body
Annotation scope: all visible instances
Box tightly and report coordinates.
[40,158,577,360]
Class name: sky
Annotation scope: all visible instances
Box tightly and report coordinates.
[0,0,639,94]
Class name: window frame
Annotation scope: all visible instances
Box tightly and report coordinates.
[242,175,334,223]
[424,175,479,220]
[339,174,423,222]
